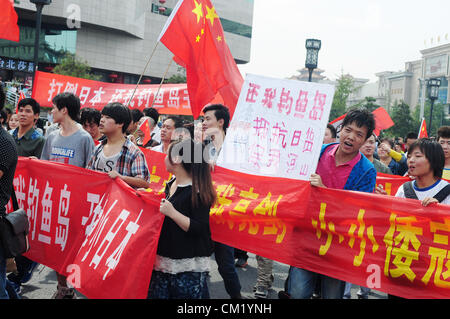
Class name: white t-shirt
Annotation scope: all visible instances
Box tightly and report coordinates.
[395,179,450,205]
[151,126,161,144]
[151,144,164,153]
[89,149,121,173]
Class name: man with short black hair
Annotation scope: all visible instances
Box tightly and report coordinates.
[143,107,161,146]
[12,98,45,157]
[323,124,337,144]
[8,98,46,294]
[41,92,95,299]
[80,107,103,145]
[201,103,244,299]
[202,104,230,161]
[87,102,150,189]
[127,109,144,135]
[0,87,18,299]
[151,116,184,154]
[404,132,417,153]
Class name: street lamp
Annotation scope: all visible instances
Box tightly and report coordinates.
[30,0,52,89]
[426,78,441,136]
[305,39,321,82]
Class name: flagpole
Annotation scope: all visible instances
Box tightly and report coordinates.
[150,57,174,109]
[125,41,160,109]
[133,57,174,135]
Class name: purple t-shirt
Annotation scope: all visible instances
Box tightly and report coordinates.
[316,144,361,189]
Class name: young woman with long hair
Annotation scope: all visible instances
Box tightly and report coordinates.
[147,138,217,299]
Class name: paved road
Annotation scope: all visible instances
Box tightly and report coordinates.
[16,252,386,299]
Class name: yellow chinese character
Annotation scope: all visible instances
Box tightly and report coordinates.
[348,209,379,267]
[311,203,344,256]
[263,219,287,244]
[422,219,450,288]
[157,173,173,195]
[384,213,423,282]
[230,187,259,232]
[253,192,282,217]
[210,184,235,229]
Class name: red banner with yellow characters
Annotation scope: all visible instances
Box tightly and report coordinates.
[9,152,450,299]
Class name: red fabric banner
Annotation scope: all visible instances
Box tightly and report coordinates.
[141,151,450,299]
[8,153,450,299]
[31,71,193,115]
[10,158,164,299]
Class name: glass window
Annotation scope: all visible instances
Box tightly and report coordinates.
[0,24,77,64]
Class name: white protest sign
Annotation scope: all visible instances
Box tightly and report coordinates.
[217,74,335,180]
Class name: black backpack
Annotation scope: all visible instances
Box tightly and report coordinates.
[403,181,450,203]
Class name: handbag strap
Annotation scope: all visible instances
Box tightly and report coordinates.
[10,185,19,211]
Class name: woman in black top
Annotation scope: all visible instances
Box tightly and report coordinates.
[147,138,217,299]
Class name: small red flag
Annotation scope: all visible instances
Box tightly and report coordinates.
[16,90,26,113]
[0,0,20,42]
[418,118,428,138]
[138,118,152,146]
[372,107,394,136]
[158,0,243,119]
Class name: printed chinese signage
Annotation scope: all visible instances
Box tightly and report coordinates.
[31,71,193,115]
[217,74,335,180]
[0,56,34,73]
[425,54,449,77]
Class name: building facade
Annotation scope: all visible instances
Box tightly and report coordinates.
[0,0,254,85]
[374,43,450,119]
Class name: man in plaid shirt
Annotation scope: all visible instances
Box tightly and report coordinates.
[87,103,150,189]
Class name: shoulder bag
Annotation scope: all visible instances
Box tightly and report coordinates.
[0,188,30,258]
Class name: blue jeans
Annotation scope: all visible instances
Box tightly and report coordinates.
[214,242,241,298]
[147,271,210,299]
[0,248,9,299]
[287,267,345,299]
[343,282,370,299]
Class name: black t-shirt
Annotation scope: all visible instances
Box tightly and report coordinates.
[156,178,213,259]
[0,127,18,215]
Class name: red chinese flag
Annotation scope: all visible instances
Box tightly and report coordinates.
[0,0,20,42]
[418,118,428,138]
[158,0,244,119]
[138,118,152,146]
[372,107,394,136]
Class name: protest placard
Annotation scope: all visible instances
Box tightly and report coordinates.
[217,74,335,180]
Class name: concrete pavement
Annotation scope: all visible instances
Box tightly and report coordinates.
[15,252,386,299]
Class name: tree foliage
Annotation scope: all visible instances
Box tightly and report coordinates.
[386,100,415,138]
[412,101,450,137]
[164,66,186,84]
[357,96,380,113]
[52,53,101,81]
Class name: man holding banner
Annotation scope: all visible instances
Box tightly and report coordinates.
[40,92,95,299]
[286,108,377,299]
[86,102,150,189]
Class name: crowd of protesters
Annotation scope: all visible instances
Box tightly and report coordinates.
[0,87,449,300]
